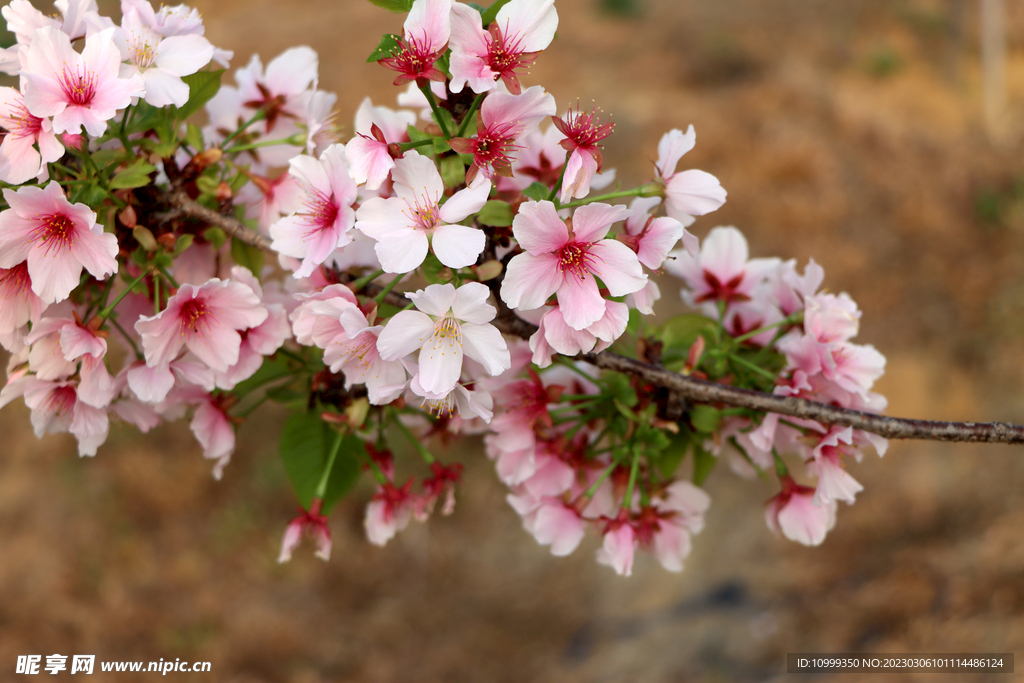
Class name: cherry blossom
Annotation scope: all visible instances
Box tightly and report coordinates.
[552,104,615,202]
[377,282,510,396]
[113,5,215,107]
[0,86,63,184]
[449,0,557,95]
[345,97,416,191]
[378,0,451,86]
[21,27,144,136]
[765,475,836,547]
[0,182,117,304]
[501,201,646,330]
[355,151,491,273]
[654,126,727,226]
[449,85,556,182]
[269,144,357,278]
[278,499,332,562]
[134,279,268,372]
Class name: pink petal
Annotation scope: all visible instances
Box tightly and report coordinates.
[570,202,631,244]
[460,323,509,376]
[511,200,567,254]
[556,271,605,330]
[376,310,435,361]
[432,223,485,269]
[588,239,646,297]
[500,251,562,311]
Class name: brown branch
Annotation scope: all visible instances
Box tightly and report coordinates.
[163,192,1024,445]
[165,190,273,252]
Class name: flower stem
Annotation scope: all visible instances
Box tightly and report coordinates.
[456,93,484,137]
[393,412,435,464]
[398,138,435,153]
[157,264,180,289]
[373,274,403,304]
[314,430,345,500]
[622,445,641,511]
[548,160,568,203]
[727,352,777,381]
[108,315,142,359]
[731,311,803,344]
[220,109,267,148]
[98,268,153,320]
[558,182,661,209]
[349,268,385,292]
[419,84,451,139]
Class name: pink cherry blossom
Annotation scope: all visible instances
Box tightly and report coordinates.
[214,267,291,390]
[22,377,108,456]
[665,225,779,312]
[0,182,117,304]
[552,104,614,202]
[3,0,110,45]
[190,393,235,479]
[114,5,215,107]
[449,0,557,94]
[307,297,408,405]
[449,85,556,182]
[355,152,491,273]
[21,27,144,136]
[364,480,417,546]
[620,196,696,269]
[0,86,64,184]
[529,300,628,367]
[0,263,46,350]
[126,357,213,404]
[269,144,357,279]
[502,200,646,330]
[345,97,416,191]
[654,126,727,226]
[377,282,510,396]
[597,514,636,576]
[807,427,864,506]
[378,0,451,86]
[278,499,332,563]
[121,0,233,66]
[134,278,268,372]
[765,475,836,546]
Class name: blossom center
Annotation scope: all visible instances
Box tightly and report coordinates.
[2,98,43,140]
[300,189,340,236]
[0,262,30,296]
[180,298,211,334]
[433,315,462,345]
[33,213,76,253]
[486,25,530,77]
[129,29,160,69]
[557,241,596,282]
[58,65,98,106]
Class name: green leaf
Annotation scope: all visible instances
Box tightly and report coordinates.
[607,372,638,408]
[366,33,404,62]
[434,50,452,78]
[90,149,126,172]
[173,234,194,256]
[434,107,456,140]
[689,404,721,434]
[109,159,157,189]
[476,199,513,227]
[658,313,716,369]
[406,124,432,142]
[185,122,204,151]
[321,433,362,514]
[420,251,452,284]
[232,355,289,397]
[365,0,414,12]
[692,445,717,486]
[279,412,331,509]
[231,236,264,275]
[195,175,220,196]
[522,182,550,202]
[203,226,227,250]
[480,0,512,26]
[173,70,224,122]
[126,102,161,135]
[440,154,466,189]
[656,428,691,478]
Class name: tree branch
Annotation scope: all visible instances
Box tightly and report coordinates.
[164,191,1024,445]
[165,190,273,252]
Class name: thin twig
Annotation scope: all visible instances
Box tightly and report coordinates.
[164,191,1024,445]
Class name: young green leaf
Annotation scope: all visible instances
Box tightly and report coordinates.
[109,159,157,189]
[231,237,265,275]
[476,200,514,227]
[173,69,224,121]
[365,0,414,13]
[279,412,332,509]
[522,181,550,202]
[367,33,404,63]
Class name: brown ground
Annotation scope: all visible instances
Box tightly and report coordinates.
[2,0,1024,681]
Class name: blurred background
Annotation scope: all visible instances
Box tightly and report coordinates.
[2,0,1024,680]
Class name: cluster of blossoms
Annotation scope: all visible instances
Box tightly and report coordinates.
[0,0,887,575]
